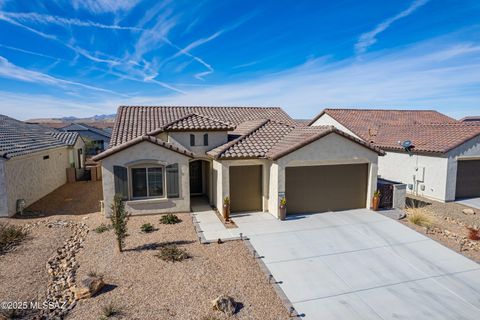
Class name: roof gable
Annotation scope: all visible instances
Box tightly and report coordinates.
[92,135,194,161]
[151,113,235,134]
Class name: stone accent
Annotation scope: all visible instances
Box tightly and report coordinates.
[41,220,89,319]
[211,295,237,316]
[462,208,476,215]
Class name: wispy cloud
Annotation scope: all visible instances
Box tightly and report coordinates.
[0,11,144,31]
[3,36,480,121]
[0,55,125,95]
[70,0,141,14]
[355,0,429,55]
[0,44,64,61]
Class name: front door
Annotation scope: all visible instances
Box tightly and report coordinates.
[190,161,203,194]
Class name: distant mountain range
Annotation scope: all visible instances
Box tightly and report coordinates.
[26,114,116,129]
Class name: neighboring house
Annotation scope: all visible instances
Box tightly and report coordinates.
[60,123,111,155]
[460,116,480,123]
[93,106,384,218]
[310,108,480,202]
[0,115,85,217]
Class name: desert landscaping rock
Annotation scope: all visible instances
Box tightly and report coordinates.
[71,276,105,300]
[211,295,237,316]
[462,208,476,215]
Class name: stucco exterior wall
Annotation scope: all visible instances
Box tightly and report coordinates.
[0,159,7,217]
[68,138,85,169]
[274,133,379,218]
[445,135,480,201]
[101,141,190,215]
[4,147,69,217]
[168,131,228,156]
[311,114,362,139]
[211,159,272,213]
[378,151,449,202]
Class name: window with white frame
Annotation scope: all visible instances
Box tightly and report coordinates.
[131,167,164,198]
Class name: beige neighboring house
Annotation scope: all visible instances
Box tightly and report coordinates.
[93,106,384,218]
[0,114,85,217]
[310,108,480,202]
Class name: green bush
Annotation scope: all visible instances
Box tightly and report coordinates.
[110,194,129,253]
[94,224,111,234]
[140,223,154,233]
[0,223,27,254]
[155,245,190,262]
[159,214,181,225]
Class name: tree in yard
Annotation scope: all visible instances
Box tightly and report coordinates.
[110,194,129,252]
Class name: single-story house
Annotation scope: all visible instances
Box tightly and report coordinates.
[310,108,480,202]
[460,116,480,123]
[93,106,384,218]
[60,123,111,155]
[0,114,85,217]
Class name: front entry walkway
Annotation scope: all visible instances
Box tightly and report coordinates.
[231,209,480,320]
[190,197,241,241]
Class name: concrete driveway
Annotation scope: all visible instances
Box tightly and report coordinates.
[232,209,480,320]
[456,197,480,210]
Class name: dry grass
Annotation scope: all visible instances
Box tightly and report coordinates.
[0,223,27,254]
[406,209,432,228]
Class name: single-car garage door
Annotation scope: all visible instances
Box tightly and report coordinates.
[230,165,262,213]
[286,163,368,214]
[455,159,480,199]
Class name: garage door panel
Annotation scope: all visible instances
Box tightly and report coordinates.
[456,160,480,199]
[230,165,262,213]
[286,164,368,214]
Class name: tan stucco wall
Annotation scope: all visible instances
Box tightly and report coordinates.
[272,133,379,218]
[168,131,228,156]
[100,141,190,215]
[0,159,7,217]
[3,147,69,217]
[212,159,271,213]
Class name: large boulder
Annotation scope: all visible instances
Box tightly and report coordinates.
[462,208,476,215]
[70,276,104,300]
[211,295,237,316]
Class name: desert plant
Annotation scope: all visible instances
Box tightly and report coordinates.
[373,190,381,197]
[0,223,27,254]
[155,245,190,262]
[223,196,230,205]
[467,227,480,241]
[110,194,129,252]
[100,303,122,318]
[160,214,181,225]
[407,210,432,227]
[140,223,154,233]
[94,223,111,234]
[280,197,287,207]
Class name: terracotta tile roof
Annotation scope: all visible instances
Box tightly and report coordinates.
[111,106,295,146]
[309,108,458,140]
[372,123,480,154]
[0,114,68,159]
[267,126,385,160]
[48,131,80,146]
[92,135,194,161]
[208,120,295,159]
[152,113,235,133]
[208,121,384,160]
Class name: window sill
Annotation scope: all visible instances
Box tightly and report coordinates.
[126,198,169,205]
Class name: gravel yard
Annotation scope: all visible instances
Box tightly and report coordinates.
[69,212,289,320]
[401,196,480,263]
[1,182,289,320]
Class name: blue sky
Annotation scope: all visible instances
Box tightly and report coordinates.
[0,0,479,120]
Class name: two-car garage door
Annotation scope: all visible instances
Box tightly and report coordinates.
[285,163,368,214]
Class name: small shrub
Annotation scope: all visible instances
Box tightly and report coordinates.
[160,214,181,225]
[467,227,480,241]
[94,224,111,234]
[101,303,122,318]
[407,210,432,228]
[140,223,154,233]
[0,223,27,254]
[110,194,129,253]
[155,245,190,262]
